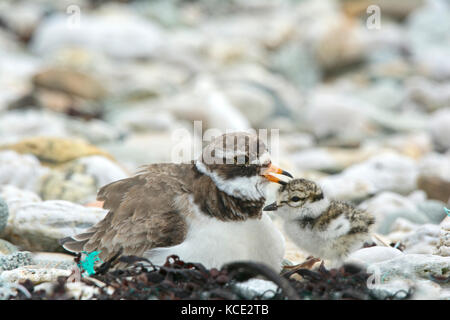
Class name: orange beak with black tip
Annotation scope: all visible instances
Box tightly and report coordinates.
[262,163,293,186]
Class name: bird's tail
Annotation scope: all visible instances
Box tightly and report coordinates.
[59,231,94,253]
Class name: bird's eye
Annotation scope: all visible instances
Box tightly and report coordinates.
[291,196,301,202]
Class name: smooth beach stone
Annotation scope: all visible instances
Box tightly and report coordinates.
[0,239,18,255]
[0,137,113,167]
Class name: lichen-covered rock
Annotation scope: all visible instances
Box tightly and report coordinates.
[0,251,33,272]
[0,151,49,191]
[38,169,97,204]
[369,253,450,282]
[2,200,107,252]
[38,155,128,204]
[0,197,8,234]
[0,137,113,167]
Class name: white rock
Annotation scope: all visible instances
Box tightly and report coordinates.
[76,156,128,187]
[321,153,419,200]
[304,90,374,144]
[33,280,103,300]
[369,253,450,282]
[369,278,442,300]
[64,282,101,300]
[407,0,450,80]
[346,246,404,266]
[0,185,42,216]
[0,151,49,192]
[419,152,450,182]
[232,279,278,299]
[436,218,450,257]
[0,266,71,284]
[429,108,450,151]
[313,14,368,72]
[290,146,387,173]
[407,77,450,112]
[2,200,107,252]
[164,76,251,132]
[0,110,68,145]
[358,192,429,233]
[401,224,441,254]
[31,252,77,270]
[32,11,165,59]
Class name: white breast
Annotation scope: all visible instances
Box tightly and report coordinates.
[283,215,351,261]
[144,198,285,271]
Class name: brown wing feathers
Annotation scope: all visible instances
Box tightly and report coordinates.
[60,166,191,263]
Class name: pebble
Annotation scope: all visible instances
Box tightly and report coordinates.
[0,137,114,167]
[367,253,450,283]
[2,200,107,252]
[32,10,165,59]
[32,68,107,100]
[0,251,33,272]
[0,151,49,192]
[231,279,278,300]
[0,239,18,255]
[436,218,450,257]
[428,108,450,151]
[38,155,128,204]
[321,153,419,201]
[0,266,71,284]
[0,197,8,234]
[345,246,404,266]
[359,191,430,234]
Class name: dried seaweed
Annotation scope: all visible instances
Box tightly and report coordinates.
[9,255,411,300]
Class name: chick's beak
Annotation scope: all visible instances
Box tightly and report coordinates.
[262,163,293,185]
[263,202,278,211]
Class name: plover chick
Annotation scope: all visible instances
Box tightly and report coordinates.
[264,178,375,264]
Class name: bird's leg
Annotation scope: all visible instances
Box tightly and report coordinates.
[282,256,321,273]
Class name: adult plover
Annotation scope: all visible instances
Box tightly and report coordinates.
[264,178,375,264]
[60,132,292,271]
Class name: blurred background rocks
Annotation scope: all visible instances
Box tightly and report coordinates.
[0,0,449,299]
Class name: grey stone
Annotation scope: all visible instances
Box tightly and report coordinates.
[0,251,33,272]
[0,197,8,234]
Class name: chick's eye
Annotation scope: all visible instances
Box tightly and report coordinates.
[291,196,301,202]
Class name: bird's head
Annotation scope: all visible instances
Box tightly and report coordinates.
[196,132,292,201]
[263,178,327,220]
